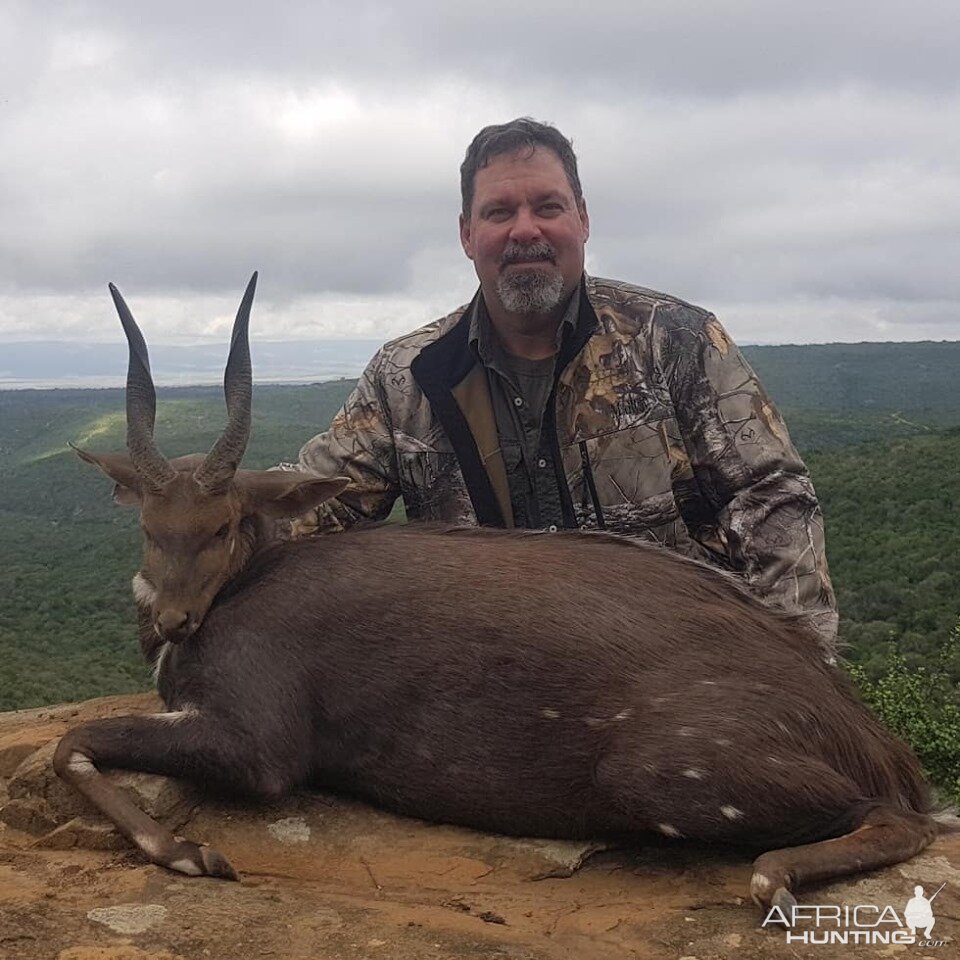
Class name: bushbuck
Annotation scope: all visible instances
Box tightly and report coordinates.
[56,273,948,916]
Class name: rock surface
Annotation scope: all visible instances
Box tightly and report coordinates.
[0,693,957,959]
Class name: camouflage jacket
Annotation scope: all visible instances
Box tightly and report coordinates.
[296,275,838,647]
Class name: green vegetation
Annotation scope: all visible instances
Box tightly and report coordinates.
[0,382,353,475]
[745,340,960,413]
[849,624,960,804]
[806,430,960,676]
[0,382,352,710]
[1,340,959,801]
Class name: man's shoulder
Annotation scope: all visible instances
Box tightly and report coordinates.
[586,276,716,333]
[371,303,470,372]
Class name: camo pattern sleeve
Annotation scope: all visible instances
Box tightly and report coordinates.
[292,350,401,536]
[653,304,839,650]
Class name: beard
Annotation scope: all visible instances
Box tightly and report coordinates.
[495,240,565,315]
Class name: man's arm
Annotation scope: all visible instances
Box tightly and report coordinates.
[289,350,401,535]
[655,306,839,650]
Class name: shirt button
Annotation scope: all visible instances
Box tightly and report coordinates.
[538,458,548,468]
[548,524,558,532]
[513,397,523,407]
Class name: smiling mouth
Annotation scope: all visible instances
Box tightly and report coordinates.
[501,258,554,270]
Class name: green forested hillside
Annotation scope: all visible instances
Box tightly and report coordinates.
[1,345,959,713]
[744,340,960,413]
[0,382,352,708]
[0,381,354,474]
[807,430,960,676]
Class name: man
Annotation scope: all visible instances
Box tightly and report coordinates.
[292,118,838,647]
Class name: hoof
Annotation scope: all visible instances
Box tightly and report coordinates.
[200,843,239,881]
[772,886,798,924]
[167,837,239,881]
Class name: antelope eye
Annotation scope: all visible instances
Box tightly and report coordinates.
[215,523,230,540]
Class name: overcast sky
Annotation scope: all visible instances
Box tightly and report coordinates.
[1,0,958,349]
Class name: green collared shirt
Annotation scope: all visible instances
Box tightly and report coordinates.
[467,289,580,529]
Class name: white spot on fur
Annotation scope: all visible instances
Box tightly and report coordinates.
[700,680,717,686]
[776,721,790,734]
[131,572,157,606]
[584,717,603,728]
[658,823,682,838]
[612,709,633,721]
[767,755,783,765]
[67,751,96,776]
[267,816,311,844]
[677,726,695,737]
[714,738,732,747]
[721,805,744,820]
[751,873,773,896]
[682,768,705,780]
[134,832,164,859]
[150,705,198,724]
[87,903,168,934]
[541,708,560,719]
[152,642,171,685]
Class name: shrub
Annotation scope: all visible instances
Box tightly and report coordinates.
[847,619,960,805]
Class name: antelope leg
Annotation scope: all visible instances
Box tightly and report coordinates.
[53,713,240,879]
[750,805,939,914]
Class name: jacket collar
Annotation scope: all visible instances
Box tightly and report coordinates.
[410,275,599,526]
[415,275,599,393]
[467,285,582,367]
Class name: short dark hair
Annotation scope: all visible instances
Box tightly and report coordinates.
[460,117,583,218]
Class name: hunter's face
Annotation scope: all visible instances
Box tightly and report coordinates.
[459,147,589,315]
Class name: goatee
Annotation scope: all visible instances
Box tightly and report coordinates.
[496,241,564,315]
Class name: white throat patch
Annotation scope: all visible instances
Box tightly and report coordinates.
[132,572,157,607]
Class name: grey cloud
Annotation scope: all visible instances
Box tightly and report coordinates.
[581,87,960,306]
[24,1,960,97]
[0,1,958,345]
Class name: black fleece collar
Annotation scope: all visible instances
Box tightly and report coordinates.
[410,275,599,526]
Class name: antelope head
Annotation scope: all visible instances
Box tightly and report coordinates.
[75,273,348,643]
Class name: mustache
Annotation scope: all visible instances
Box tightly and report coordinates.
[499,241,557,268]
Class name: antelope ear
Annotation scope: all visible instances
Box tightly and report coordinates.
[236,470,351,520]
[72,445,143,506]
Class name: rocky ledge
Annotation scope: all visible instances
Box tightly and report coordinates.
[0,694,957,960]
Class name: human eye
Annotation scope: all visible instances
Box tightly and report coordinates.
[538,201,565,216]
[484,206,511,222]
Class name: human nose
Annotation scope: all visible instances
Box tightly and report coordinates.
[508,206,542,243]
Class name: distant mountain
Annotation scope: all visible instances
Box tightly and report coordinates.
[2,340,960,418]
[0,340,384,389]
[744,341,960,412]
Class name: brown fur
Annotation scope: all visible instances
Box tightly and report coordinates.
[53,280,941,911]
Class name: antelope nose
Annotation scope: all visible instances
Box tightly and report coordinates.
[156,608,191,641]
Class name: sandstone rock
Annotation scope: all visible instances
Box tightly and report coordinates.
[86,903,169,935]
[0,693,957,960]
[34,817,131,851]
[0,742,47,779]
[58,949,185,960]
[2,739,195,846]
